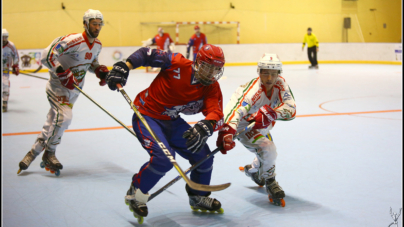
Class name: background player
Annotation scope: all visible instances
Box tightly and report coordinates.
[2,28,20,112]
[142,27,175,54]
[17,9,109,176]
[186,25,207,60]
[302,27,319,69]
[217,53,296,206]
[106,44,228,221]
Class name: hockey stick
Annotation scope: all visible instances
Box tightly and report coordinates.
[148,122,255,201]
[18,72,137,138]
[20,64,43,73]
[116,83,231,192]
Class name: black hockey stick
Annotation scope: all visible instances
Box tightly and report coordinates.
[20,64,43,73]
[148,122,255,201]
[18,72,137,138]
[116,83,231,192]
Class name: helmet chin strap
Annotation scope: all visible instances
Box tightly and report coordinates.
[84,23,95,39]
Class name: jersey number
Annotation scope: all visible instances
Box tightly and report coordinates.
[173,68,180,79]
[84,52,92,60]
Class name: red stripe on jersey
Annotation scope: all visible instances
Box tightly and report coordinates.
[64,41,85,52]
[227,77,260,123]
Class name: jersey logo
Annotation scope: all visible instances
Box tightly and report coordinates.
[205,46,210,50]
[162,100,204,119]
[84,52,92,60]
[173,68,180,79]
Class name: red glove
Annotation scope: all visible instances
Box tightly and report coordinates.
[216,124,237,154]
[12,64,19,75]
[246,105,277,129]
[57,67,78,90]
[95,65,109,86]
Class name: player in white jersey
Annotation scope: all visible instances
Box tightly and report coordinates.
[17,9,110,176]
[2,28,20,112]
[216,53,296,206]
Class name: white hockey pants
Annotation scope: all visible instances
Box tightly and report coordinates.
[238,127,277,180]
[31,81,79,154]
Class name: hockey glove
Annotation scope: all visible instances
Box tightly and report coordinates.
[186,52,190,59]
[95,65,109,86]
[12,64,19,76]
[216,123,237,154]
[56,66,78,90]
[106,61,129,91]
[246,105,277,129]
[182,120,213,153]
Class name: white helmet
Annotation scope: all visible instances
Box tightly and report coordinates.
[83,9,104,26]
[257,53,282,74]
[2,28,9,37]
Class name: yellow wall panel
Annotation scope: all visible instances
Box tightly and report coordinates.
[3,0,401,49]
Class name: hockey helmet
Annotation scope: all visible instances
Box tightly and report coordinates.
[2,28,9,37]
[194,44,225,86]
[257,53,282,75]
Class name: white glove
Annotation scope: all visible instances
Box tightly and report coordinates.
[142,38,153,47]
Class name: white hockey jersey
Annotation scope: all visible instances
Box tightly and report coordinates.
[223,76,296,132]
[2,40,19,72]
[41,31,102,92]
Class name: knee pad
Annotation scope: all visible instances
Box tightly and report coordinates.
[258,140,277,161]
[148,158,173,175]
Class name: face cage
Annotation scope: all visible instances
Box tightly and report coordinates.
[194,60,224,86]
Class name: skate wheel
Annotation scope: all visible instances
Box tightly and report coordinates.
[55,169,61,176]
[50,170,55,174]
[280,198,286,207]
[17,169,22,174]
[190,206,198,212]
[239,166,244,171]
[217,208,224,214]
[201,209,207,213]
[40,161,45,168]
[136,215,144,224]
[45,167,50,171]
[258,185,263,188]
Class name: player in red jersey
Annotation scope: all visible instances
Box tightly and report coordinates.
[106,44,234,220]
[142,27,175,54]
[186,26,207,60]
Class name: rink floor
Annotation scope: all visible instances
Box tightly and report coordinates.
[2,63,403,227]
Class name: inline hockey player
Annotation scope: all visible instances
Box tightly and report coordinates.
[186,25,207,60]
[106,44,230,223]
[141,27,175,54]
[217,53,296,207]
[17,9,110,176]
[2,28,20,112]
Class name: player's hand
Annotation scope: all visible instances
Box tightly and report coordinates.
[95,65,109,86]
[246,105,277,129]
[12,64,19,76]
[216,123,237,154]
[302,47,304,51]
[106,61,129,91]
[182,120,213,153]
[56,66,78,90]
[317,47,319,52]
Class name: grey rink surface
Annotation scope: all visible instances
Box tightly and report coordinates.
[2,63,403,227]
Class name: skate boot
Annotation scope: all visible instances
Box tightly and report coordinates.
[2,101,7,112]
[17,150,39,174]
[125,184,150,224]
[40,150,63,176]
[186,184,224,213]
[265,177,286,207]
[239,164,265,187]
